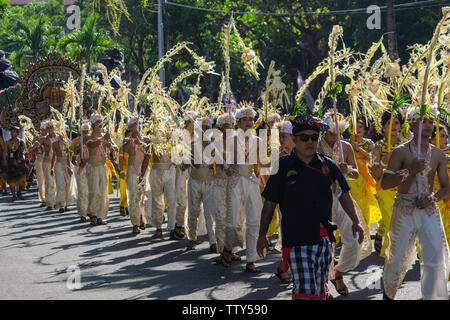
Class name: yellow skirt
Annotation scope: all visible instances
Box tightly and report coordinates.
[439,201,450,247]
[106,159,116,195]
[375,187,397,258]
[119,176,128,208]
[348,175,382,226]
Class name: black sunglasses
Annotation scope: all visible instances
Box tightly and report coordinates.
[295,133,320,142]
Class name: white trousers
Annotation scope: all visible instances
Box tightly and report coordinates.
[34,156,45,202]
[383,195,449,300]
[212,177,228,254]
[175,166,189,228]
[42,159,56,207]
[187,178,216,245]
[55,162,75,209]
[86,163,109,220]
[226,176,263,263]
[330,190,366,277]
[150,167,176,230]
[76,166,88,217]
[127,164,151,226]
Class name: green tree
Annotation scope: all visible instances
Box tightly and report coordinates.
[7,14,63,70]
[57,12,116,71]
[0,0,9,18]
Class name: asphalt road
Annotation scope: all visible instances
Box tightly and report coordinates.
[0,183,445,300]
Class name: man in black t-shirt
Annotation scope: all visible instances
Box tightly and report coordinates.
[256,114,364,300]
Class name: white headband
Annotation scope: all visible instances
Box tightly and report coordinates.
[235,107,257,120]
[195,117,213,128]
[323,112,349,134]
[268,113,281,122]
[275,121,293,135]
[90,113,102,123]
[408,105,438,121]
[80,120,91,131]
[185,110,199,120]
[217,114,235,126]
[127,117,138,126]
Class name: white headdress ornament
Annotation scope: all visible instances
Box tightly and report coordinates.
[195,117,214,128]
[80,119,91,131]
[275,121,293,135]
[323,111,349,134]
[127,117,138,126]
[235,106,257,120]
[90,113,102,123]
[268,113,281,123]
[217,113,235,126]
[408,104,438,121]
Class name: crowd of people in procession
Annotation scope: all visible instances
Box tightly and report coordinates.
[0,103,448,300]
[0,8,449,300]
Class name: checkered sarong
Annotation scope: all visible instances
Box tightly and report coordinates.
[287,238,332,300]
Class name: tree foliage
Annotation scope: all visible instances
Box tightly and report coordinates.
[0,0,444,109]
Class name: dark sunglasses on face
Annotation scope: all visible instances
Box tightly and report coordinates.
[295,133,320,142]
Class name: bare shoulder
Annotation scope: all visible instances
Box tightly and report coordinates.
[390,143,408,159]
[431,144,445,160]
[341,140,353,150]
[72,136,80,144]
[394,141,409,151]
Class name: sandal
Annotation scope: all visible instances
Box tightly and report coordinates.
[79,216,87,223]
[245,262,262,273]
[152,229,163,239]
[120,207,126,217]
[230,253,241,262]
[170,228,184,240]
[174,225,185,238]
[374,234,383,254]
[215,253,231,268]
[330,276,349,296]
[186,240,197,250]
[132,225,141,234]
[209,243,217,253]
[139,217,146,230]
[97,218,107,225]
[275,267,292,284]
[17,193,24,200]
[90,216,98,226]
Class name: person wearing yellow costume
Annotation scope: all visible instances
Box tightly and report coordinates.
[106,158,116,195]
[371,110,404,257]
[348,118,382,232]
[431,124,450,258]
[119,144,129,216]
